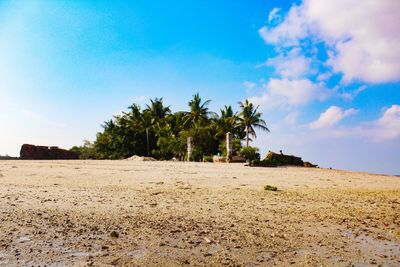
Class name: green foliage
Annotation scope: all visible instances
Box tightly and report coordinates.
[203,155,213,162]
[238,99,270,147]
[152,134,186,160]
[78,95,269,161]
[239,146,260,162]
[70,140,98,159]
[218,138,242,156]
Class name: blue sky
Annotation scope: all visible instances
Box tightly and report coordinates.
[1,0,399,174]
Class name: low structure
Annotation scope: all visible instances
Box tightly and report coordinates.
[230,155,246,163]
[226,132,233,162]
[265,151,304,166]
[252,151,318,168]
[20,144,78,160]
[187,137,193,161]
[212,156,226,163]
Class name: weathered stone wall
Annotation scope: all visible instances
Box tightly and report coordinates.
[265,152,304,166]
[252,151,317,168]
[20,144,78,160]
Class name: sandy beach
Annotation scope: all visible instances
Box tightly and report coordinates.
[0,160,399,266]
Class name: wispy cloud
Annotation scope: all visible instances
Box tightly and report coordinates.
[242,81,256,90]
[357,105,400,142]
[338,85,367,101]
[266,48,312,79]
[268,8,281,23]
[249,78,329,110]
[310,106,358,129]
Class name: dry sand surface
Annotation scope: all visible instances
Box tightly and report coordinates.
[0,160,399,266]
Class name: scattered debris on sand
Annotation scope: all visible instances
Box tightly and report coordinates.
[125,155,157,161]
[264,185,278,191]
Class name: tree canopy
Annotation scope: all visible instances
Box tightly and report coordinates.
[72,94,270,160]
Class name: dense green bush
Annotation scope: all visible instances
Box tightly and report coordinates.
[239,146,260,163]
[218,138,242,156]
[69,140,99,159]
[152,135,185,160]
[203,155,213,162]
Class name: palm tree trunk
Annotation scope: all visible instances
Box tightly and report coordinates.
[146,128,150,156]
[245,126,249,147]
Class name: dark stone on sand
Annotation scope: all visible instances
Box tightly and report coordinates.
[264,185,278,191]
[303,161,318,168]
[252,151,318,168]
[20,144,78,160]
[110,230,119,238]
[265,152,303,166]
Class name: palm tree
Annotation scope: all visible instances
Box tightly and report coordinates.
[213,105,240,139]
[126,103,142,124]
[144,98,171,156]
[125,103,152,156]
[183,93,214,127]
[238,99,270,147]
[125,99,171,157]
[145,97,171,121]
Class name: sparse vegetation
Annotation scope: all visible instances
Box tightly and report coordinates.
[70,140,98,159]
[202,155,213,162]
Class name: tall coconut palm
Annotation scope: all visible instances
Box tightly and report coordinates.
[238,99,270,147]
[144,98,171,155]
[125,103,152,156]
[214,105,240,139]
[145,97,171,121]
[126,103,142,124]
[183,93,214,127]
[126,99,171,156]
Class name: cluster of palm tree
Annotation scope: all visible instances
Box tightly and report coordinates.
[82,94,269,160]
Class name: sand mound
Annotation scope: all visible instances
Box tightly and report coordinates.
[125,155,156,161]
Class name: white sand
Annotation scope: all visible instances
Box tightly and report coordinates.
[0,160,399,266]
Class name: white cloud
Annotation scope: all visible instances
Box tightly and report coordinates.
[259,5,308,47]
[284,111,300,125]
[242,81,256,89]
[250,78,328,110]
[360,105,400,141]
[269,78,327,105]
[310,106,358,129]
[307,104,400,142]
[338,85,367,101]
[261,0,400,83]
[268,8,281,23]
[316,72,331,82]
[266,48,312,79]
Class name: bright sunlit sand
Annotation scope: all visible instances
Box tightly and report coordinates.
[0,160,399,266]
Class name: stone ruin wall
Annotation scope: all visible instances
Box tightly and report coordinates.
[20,144,78,160]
